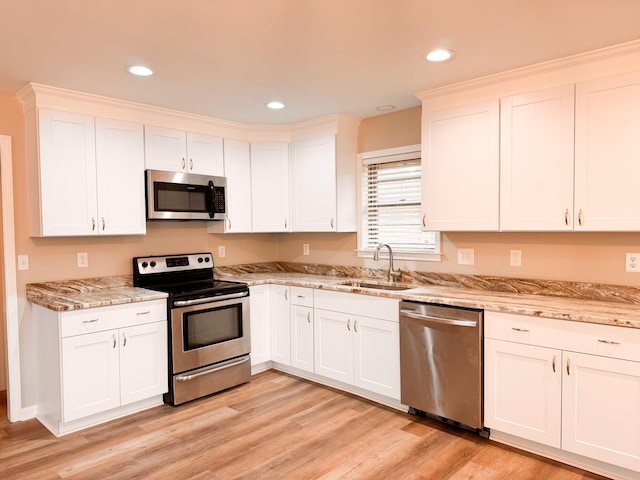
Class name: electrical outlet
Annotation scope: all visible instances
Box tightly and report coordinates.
[77,252,88,268]
[17,255,29,271]
[303,244,310,255]
[626,253,640,272]
[457,248,475,266]
[510,249,522,267]
[218,246,226,258]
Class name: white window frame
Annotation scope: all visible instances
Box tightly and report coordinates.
[356,144,441,262]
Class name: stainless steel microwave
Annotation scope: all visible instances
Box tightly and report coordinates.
[145,169,227,221]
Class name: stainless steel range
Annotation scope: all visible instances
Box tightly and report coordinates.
[133,252,251,405]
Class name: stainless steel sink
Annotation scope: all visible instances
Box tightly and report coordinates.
[337,280,414,291]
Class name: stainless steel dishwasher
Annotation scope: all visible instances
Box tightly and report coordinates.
[399,301,487,436]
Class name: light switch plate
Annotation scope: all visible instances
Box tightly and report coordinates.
[17,254,29,271]
[77,252,88,268]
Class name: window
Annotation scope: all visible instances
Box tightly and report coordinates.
[358,145,439,259]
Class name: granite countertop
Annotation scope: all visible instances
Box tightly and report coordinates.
[216,271,640,330]
[26,276,168,312]
[26,266,640,329]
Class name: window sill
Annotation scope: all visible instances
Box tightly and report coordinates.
[356,249,442,263]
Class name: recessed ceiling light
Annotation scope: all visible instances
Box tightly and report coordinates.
[265,101,285,110]
[376,105,396,112]
[127,65,153,76]
[425,49,455,62]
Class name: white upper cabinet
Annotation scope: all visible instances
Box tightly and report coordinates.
[574,70,640,231]
[290,134,337,231]
[95,117,146,235]
[250,142,290,232]
[500,85,575,231]
[32,109,145,237]
[144,125,223,176]
[422,100,500,231]
[209,139,252,233]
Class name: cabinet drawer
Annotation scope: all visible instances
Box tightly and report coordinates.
[60,300,166,338]
[485,311,640,362]
[290,287,313,307]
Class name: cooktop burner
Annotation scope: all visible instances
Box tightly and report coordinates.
[132,252,248,300]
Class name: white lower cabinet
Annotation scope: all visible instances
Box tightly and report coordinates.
[34,299,168,436]
[249,285,271,366]
[485,311,640,475]
[290,287,314,373]
[270,285,291,365]
[314,290,400,399]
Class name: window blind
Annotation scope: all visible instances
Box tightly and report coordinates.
[364,157,437,252]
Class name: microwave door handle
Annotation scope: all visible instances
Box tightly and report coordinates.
[207,181,216,218]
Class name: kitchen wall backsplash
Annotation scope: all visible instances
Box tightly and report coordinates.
[217,262,640,305]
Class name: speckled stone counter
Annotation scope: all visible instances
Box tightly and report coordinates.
[216,263,640,330]
[26,265,640,329]
[26,275,168,311]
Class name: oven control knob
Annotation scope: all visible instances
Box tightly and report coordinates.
[198,257,204,263]
[204,257,210,262]
[150,261,157,268]
[141,261,148,269]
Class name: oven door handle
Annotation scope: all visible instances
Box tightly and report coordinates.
[175,356,250,382]
[173,291,248,307]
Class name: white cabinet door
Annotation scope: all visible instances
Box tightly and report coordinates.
[270,285,291,365]
[575,70,640,231]
[249,285,271,366]
[562,351,640,471]
[422,100,500,231]
[290,134,337,232]
[119,322,168,406]
[186,132,224,176]
[314,308,353,384]
[95,117,146,235]
[291,305,314,373]
[144,125,188,172]
[484,338,562,448]
[61,329,120,422]
[500,85,575,231]
[250,142,290,232]
[38,108,97,236]
[214,139,252,233]
[353,315,400,399]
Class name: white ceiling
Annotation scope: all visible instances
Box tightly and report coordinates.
[2,0,640,125]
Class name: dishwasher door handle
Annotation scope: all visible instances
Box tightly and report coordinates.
[400,309,478,328]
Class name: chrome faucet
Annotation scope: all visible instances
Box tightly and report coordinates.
[373,243,401,282]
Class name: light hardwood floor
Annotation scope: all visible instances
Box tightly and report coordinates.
[1,370,610,479]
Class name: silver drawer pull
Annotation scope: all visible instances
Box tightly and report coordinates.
[82,319,99,324]
[566,358,571,375]
[122,333,127,347]
[136,311,151,316]
[598,339,621,345]
[552,355,556,373]
[512,327,530,333]
[296,295,305,299]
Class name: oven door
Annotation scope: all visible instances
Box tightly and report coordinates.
[171,292,250,375]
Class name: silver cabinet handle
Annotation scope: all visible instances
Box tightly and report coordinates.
[284,289,288,300]
[285,219,288,229]
[552,355,556,373]
[189,158,193,170]
[101,217,105,230]
[564,209,569,226]
[578,209,583,226]
[598,339,621,345]
[512,327,530,333]
[330,218,335,229]
[227,218,232,230]
[347,318,351,331]
[354,319,358,332]
[92,217,96,231]
[122,332,127,347]
[82,318,99,324]
[136,311,150,316]
[112,334,116,349]
[307,312,311,323]
[422,214,426,228]
[566,357,571,375]
[182,157,186,169]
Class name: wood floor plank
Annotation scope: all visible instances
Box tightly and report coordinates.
[0,372,614,480]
